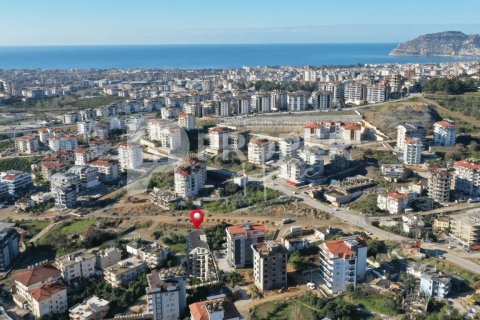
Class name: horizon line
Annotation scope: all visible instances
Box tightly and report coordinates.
[0,41,401,48]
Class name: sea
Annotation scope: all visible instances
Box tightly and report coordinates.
[0,43,477,70]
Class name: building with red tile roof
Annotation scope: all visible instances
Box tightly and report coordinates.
[189,295,240,320]
[226,224,266,268]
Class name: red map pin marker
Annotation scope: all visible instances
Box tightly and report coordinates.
[190,209,205,229]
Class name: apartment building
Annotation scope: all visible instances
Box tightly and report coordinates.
[118,143,143,171]
[69,296,110,320]
[15,135,39,154]
[247,139,275,164]
[103,257,146,288]
[344,83,366,105]
[449,212,480,248]
[434,120,457,147]
[226,223,266,268]
[189,295,240,320]
[126,239,170,268]
[420,272,452,299]
[88,160,119,182]
[186,230,216,281]
[453,160,480,197]
[279,136,303,159]
[403,138,423,165]
[178,113,195,130]
[13,264,63,314]
[48,136,78,152]
[271,90,288,111]
[366,84,390,104]
[397,123,426,151]
[252,92,271,113]
[95,247,123,270]
[287,91,309,111]
[208,126,231,152]
[252,241,288,291]
[279,157,307,185]
[0,171,33,196]
[318,236,367,294]
[377,192,410,214]
[428,167,454,204]
[234,95,251,114]
[29,281,68,319]
[67,166,100,189]
[74,147,96,166]
[174,156,207,198]
[50,172,80,209]
[311,91,333,110]
[146,271,186,320]
[318,82,344,104]
[0,223,20,271]
[304,121,362,144]
[54,251,97,283]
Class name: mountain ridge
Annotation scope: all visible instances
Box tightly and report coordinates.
[390,31,480,57]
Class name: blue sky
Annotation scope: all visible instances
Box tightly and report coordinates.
[1,0,480,45]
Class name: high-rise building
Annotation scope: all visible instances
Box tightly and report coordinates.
[252,241,288,291]
[186,230,216,281]
[178,113,195,131]
[146,271,186,320]
[118,143,143,171]
[344,83,366,105]
[397,123,427,151]
[174,156,207,198]
[271,90,288,111]
[234,95,251,114]
[0,223,20,271]
[248,139,275,164]
[0,171,33,196]
[428,167,454,204]
[226,223,266,268]
[311,91,333,110]
[287,91,309,111]
[450,212,480,248]
[434,120,457,147]
[318,236,367,294]
[454,160,480,197]
[319,82,344,105]
[252,92,271,113]
[366,84,390,104]
[403,138,422,165]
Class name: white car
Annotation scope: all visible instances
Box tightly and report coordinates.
[307,282,316,290]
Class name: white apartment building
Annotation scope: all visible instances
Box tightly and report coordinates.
[88,160,119,182]
[29,282,68,319]
[252,92,271,113]
[234,95,251,114]
[126,240,170,269]
[48,136,78,152]
[252,241,288,291]
[189,295,240,320]
[420,273,451,299]
[54,251,96,283]
[344,83,366,105]
[178,113,195,130]
[226,224,266,268]
[403,138,422,165]
[118,143,143,171]
[208,127,231,152]
[248,139,275,164]
[396,123,426,151]
[95,247,123,270]
[13,264,63,316]
[319,82,345,104]
[287,91,309,111]
[454,160,480,197]
[50,172,80,209]
[186,230,216,281]
[67,166,100,189]
[15,135,39,154]
[69,296,110,320]
[38,128,51,144]
[77,121,94,135]
[271,91,288,111]
[434,120,457,147]
[174,156,207,198]
[279,157,307,185]
[0,171,33,196]
[318,236,367,294]
[74,147,95,166]
[377,192,410,214]
[146,271,186,320]
[450,212,480,248]
[147,120,183,153]
[279,136,303,159]
[103,257,146,288]
[311,91,333,109]
[304,121,362,144]
[366,84,390,104]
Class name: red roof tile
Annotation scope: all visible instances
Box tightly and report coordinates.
[15,265,61,287]
[29,281,65,302]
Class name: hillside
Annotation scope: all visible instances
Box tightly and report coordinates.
[360,101,442,138]
[390,31,480,57]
